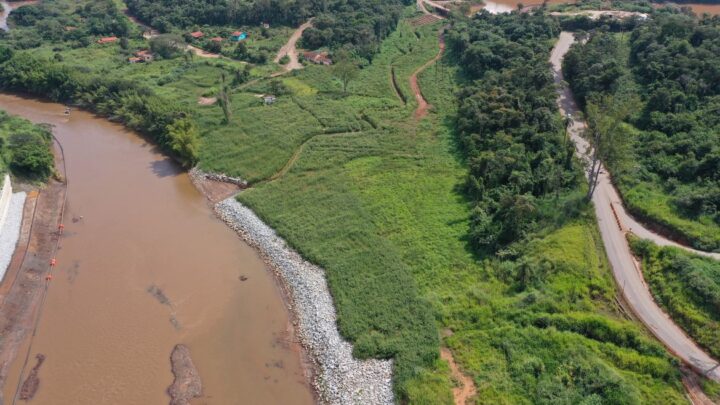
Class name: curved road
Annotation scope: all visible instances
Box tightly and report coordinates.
[551,31,720,382]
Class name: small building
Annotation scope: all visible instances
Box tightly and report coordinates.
[230,31,247,41]
[261,22,270,29]
[128,57,143,63]
[135,50,154,62]
[303,51,332,66]
[263,95,277,105]
[190,31,204,39]
[210,36,223,42]
[97,36,118,44]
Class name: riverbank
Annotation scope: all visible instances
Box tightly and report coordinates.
[0,94,315,404]
[213,197,394,404]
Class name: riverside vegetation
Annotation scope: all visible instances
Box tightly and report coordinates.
[0,110,54,180]
[562,13,720,252]
[0,0,706,402]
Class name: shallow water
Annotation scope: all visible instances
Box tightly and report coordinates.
[0,94,314,405]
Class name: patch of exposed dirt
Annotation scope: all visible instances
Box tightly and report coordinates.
[410,28,446,120]
[441,347,477,405]
[18,353,45,400]
[167,344,202,405]
[197,97,217,106]
[188,171,242,204]
[681,367,718,405]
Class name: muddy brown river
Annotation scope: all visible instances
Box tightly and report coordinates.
[0,94,314,404]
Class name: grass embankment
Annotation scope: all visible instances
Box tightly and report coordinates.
[630,237,720,360]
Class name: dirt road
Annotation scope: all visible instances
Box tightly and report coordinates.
[551,31,720,382]
[274,20,312,71]
[410,29,445,120]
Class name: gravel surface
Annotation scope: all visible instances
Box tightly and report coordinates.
[0,192,26,282]
[215,198,394,405]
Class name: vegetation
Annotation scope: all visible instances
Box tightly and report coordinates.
[447,13,580,253]
[0,110,55,180]
[630,237,720,360]
[0,0,696,402]
[563,15,720,251]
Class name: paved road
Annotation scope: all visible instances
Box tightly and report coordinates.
[551,31,720,382]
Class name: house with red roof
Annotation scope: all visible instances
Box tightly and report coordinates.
[190,31,204,39]
[210,36,223,42]
[97,36,118,44]
[303,51,332,65]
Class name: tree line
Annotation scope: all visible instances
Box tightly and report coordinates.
[447,12,581,253]
[0,49,199,166]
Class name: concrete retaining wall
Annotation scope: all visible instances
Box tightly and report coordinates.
[0,174,12,232]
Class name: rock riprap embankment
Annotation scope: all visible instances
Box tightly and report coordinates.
[215,198,394,405]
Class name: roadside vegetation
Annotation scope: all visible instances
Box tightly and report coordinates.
[630,237,720,360]
[0,0,697,402]
[0,110,54,180]
[563,14,720,252]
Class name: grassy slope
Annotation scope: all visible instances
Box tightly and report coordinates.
[630,237,720,360]
[238,17,687,404]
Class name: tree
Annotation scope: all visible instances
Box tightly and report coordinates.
[584,95,637,199]
[166,118,200,166]
[149,34,185,59]
[217,73,231,124]
[331,49,359,94]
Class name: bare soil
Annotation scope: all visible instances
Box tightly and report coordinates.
[410,29,446,120]
[441,348,477,405]
[167,344,202,405]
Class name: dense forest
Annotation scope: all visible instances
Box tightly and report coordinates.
[563,14,720,251]
[0,110,54,180]
[125,0,411,59]
[4,0,131,49]
[448,12,580,253]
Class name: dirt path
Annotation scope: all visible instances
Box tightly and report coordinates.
[274,20,313,71]
[441,348,476,405]
[410,28,445,120]
[551,31,720,382]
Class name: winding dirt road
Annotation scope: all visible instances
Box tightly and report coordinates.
[274,20,312,71]
[551,31,720,382]
[410,29,446,120]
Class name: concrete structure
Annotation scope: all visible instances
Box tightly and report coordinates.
[0,175,26,283]
[0,174,12,232]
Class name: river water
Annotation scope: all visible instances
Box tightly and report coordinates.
[480,0,720,15]
[0,94,314,404]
